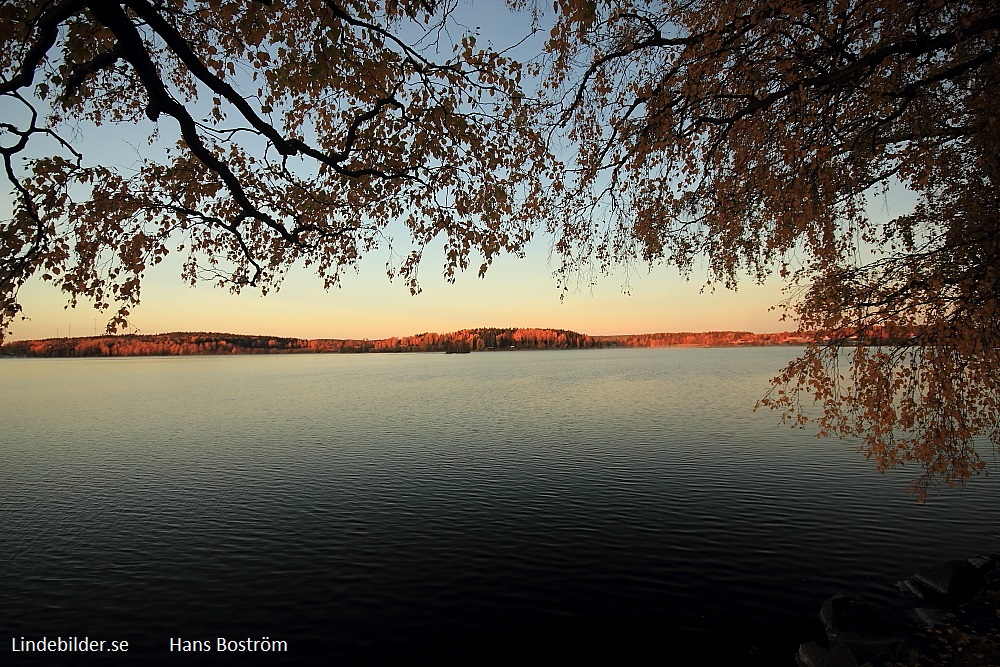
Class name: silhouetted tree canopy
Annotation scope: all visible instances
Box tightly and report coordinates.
[2,0,998,496]
[1,0,552,332]
[545,0,999,497]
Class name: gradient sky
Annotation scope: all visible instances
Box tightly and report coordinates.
[9,237,792,341]
[3,4,911,342]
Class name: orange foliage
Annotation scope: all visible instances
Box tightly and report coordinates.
[2,327,817,357]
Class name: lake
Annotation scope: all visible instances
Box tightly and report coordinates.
[1,348,997,664]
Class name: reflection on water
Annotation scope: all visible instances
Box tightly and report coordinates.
[1,349,997,664]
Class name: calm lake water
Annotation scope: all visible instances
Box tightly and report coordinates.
[1,348,997,664]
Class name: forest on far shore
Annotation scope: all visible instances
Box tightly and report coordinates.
[2,328,821,357]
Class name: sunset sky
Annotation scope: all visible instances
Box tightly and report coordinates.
[8,236,791,341]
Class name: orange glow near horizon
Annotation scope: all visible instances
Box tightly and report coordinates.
[6,241,790,342]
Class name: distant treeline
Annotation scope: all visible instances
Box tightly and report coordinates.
[2,327,823,358]
[594,331,809,347]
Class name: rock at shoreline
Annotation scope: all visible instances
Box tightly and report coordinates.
[819,594,905,661]
[912,559,992,605]
[797,554,1000,667]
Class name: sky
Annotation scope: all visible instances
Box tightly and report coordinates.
[9,236,792,341]
[0,3,807,342]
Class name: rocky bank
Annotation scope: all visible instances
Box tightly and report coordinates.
[798,554,1000,666]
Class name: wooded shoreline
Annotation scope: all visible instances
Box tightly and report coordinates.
[2,328,816,357]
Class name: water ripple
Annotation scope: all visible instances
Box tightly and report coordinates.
[1,349,996,664]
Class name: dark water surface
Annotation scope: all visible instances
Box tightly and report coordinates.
[2,349,997,664]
